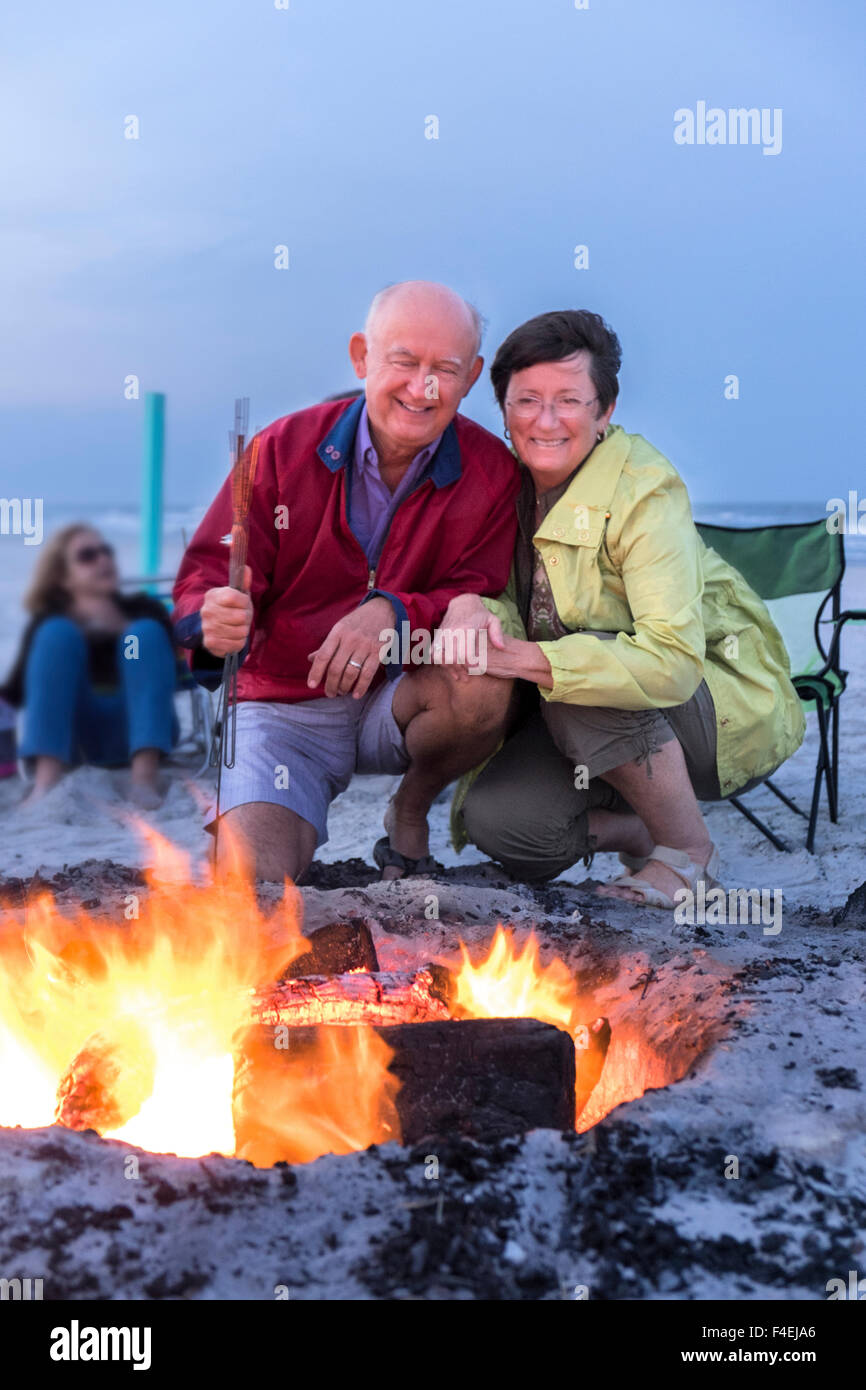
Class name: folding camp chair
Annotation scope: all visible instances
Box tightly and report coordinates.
[696,519,866,853]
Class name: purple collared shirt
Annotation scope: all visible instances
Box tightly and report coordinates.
[350,403,442,565]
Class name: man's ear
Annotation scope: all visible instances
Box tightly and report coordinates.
[462,355,485,397]
[348,332,368,380]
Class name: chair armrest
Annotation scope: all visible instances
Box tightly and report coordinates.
[816,609,866,678]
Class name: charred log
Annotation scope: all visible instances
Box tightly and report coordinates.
[379,1017,576,1143]
[55,1019,156,1133]
[281,918,379,978]
[254,968,453,1028]
[575,1016,611,1118]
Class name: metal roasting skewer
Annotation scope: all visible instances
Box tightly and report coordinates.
[210,398,258,870]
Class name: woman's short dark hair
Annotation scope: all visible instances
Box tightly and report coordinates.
[490,310,622,415]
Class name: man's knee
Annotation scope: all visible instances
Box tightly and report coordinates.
[444,673,514,736]
[216,801,317,882]
[395,668,513,739]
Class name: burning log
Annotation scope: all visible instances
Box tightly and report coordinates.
[575,1016,611,1118]
[281,918,379,978]
[54,1019,156,1133]
[233,1016,576,1159]
[254,967,453,1028]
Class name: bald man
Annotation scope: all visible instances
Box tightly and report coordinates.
[173,282,520,881]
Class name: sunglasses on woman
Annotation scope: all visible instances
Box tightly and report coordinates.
[72,543,115,565]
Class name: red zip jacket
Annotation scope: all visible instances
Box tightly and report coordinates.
[172,396,520,703]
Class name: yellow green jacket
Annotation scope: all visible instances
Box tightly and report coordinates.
[451,425,805,847]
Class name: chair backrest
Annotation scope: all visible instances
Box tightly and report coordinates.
[695,519,844,678]
[695,520,843,600]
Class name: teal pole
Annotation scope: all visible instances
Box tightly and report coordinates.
[140,392,165,585]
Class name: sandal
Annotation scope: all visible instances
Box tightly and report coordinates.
[600,843,723,909]
[618,850,650,873]
[373,836,438,879]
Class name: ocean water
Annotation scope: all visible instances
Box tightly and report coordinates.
[1,500,863,679]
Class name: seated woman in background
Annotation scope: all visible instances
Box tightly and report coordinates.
[444,310,805,908]
[1,524,178,808]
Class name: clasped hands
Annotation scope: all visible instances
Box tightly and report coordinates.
[202,580,548,695]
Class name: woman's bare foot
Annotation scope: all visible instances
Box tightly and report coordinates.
[129,749,164,809]
[128,780,165,811]
[21,755,65,808]
[21,783,57,809]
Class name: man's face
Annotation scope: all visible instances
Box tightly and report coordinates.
[349,296,483,457]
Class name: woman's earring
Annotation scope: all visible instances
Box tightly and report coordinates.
[504,427,511,441]
[596,431,604,442]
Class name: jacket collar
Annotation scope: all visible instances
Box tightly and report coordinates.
[316,395,462,488]
[532,425,631,543]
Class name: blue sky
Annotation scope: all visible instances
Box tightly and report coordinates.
[0,0,863,507]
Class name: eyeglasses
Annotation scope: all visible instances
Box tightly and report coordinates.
[72,543,114,565]
[505,395,599,419]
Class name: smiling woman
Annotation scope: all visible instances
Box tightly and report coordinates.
[494,311,619,494]
[445,309,806,909]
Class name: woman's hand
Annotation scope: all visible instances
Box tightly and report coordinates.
[466,633,554,687]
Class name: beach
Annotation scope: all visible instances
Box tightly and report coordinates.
[1,511,865,1302]
[1,505,864,910]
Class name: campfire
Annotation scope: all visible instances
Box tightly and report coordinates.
[0,826,710,1168]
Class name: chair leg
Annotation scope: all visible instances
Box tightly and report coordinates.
[194,692,215,777]
[830,699,840,820]
[817,701,838,825]
[764,779,808,819]
[806,702,833,852]
[728,795,790,852]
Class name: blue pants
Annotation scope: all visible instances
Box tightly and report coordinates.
[19,616,178,766]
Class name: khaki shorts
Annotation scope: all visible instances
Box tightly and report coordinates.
[541,675,722,801]
[461,633,766,882]
[207,674,409,848]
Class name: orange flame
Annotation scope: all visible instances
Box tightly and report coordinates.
[452,926,582,1037]
[232,1024,401,1167]
[0,824,311,1157]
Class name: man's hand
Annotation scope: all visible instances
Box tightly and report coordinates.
[201,565,253,657]
[307,595,396,698]
[431,593,506,682]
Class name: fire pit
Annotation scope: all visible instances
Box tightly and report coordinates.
[0,829,727,1170]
